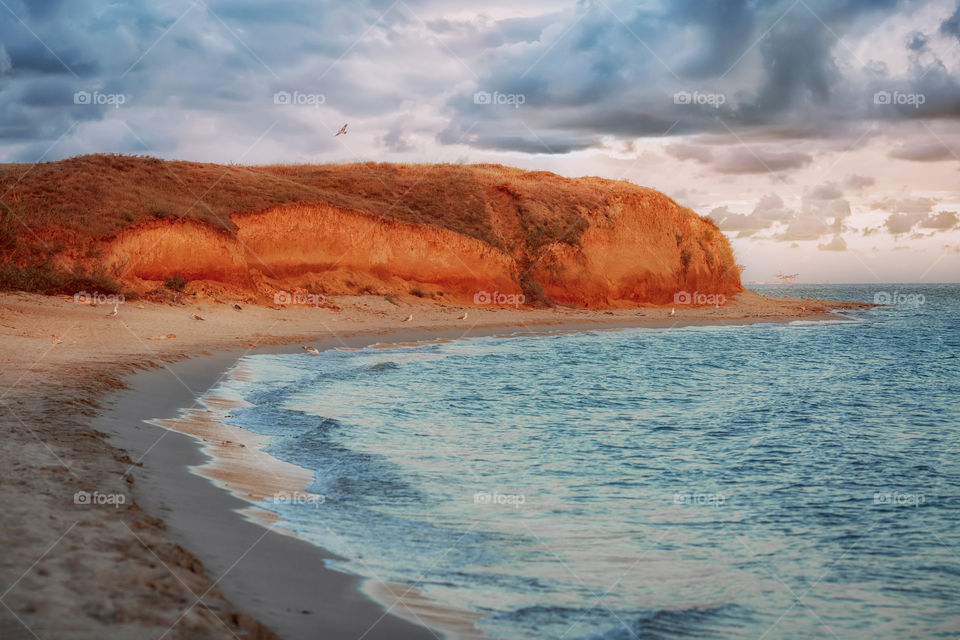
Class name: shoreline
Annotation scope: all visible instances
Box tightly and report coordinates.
[0,290,871,639]
[89,307,870,640]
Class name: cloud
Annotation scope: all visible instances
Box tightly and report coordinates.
[889,140,956,162]
[665,142,713,163]
[713,148,813,174]
[919,210,959,231]
[942,4,960,40]
[773,190,851,241]
[906,31,928,52]
[381,115,415,152]
[708,205,773,236]
[872,196,937,214]
[779,216,831,241]
[666,143,813,174]
[885,212,926,234]
[0,44,11,75]
[0,0,957,174]
[844,174,874,189]
[818,235,847,251]
[752,192,793,221]
[806,182,843,200]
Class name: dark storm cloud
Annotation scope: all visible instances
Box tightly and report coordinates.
[438,0,959,155]
[941,3,960,39]
[0,0,958,162]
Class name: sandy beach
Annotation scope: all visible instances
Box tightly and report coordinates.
[0,290,869,639]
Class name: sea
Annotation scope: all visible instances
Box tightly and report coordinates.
[189,284,960,639]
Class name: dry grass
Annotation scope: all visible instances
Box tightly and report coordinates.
[0,155,647,245]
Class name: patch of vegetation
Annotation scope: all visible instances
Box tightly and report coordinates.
[519,277,553,308]
[163,273,189,292]
[384,293,400,306]
[679,249,692,278]
[148,202,175,219]
[409,287,427,298]
[0,261,121,295]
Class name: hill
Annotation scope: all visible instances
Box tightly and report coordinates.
[0,154,742,307]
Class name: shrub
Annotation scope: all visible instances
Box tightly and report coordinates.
[163,273,189,292]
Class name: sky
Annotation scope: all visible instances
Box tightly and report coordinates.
[1,0,959,283]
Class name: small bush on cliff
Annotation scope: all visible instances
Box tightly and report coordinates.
[0,261,121,295]
[163,273,189,292]
[679,249,692,277]
[409,287,427,298]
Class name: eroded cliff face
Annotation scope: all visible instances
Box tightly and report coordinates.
[528,192,741,307]
[1,156,743,306]
[106,187,740,307]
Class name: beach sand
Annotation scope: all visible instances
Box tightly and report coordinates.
[0,290,868,639]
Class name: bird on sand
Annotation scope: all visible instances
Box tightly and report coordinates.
[192,313,205,321]
[302,346,320,356]
[106,304,119,318]
[402,314,413,322]
[335,124,348,136]
[669,308,676,317]
[457,311,468,320]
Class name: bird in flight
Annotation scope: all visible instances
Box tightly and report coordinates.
[335,124,348,136]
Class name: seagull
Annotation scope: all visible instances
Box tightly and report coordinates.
[302,346,320,356]
[106,303,119,318]
[457,311,468,320]
[669,308,676,317]
[335,123,348,136]
[192,313,205,321]
[402,314,413,322]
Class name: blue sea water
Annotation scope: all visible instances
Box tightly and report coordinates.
[206,285,960,639]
